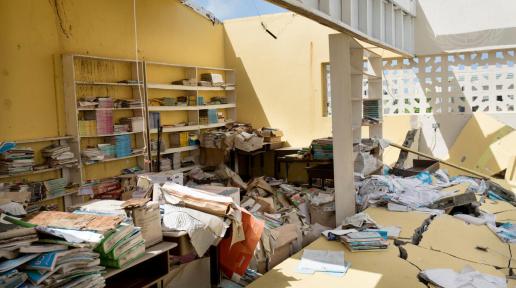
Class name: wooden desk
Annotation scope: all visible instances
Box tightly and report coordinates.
[305,163,334,188]
[275,156,332,180]
[235,148,267,180]
[247,237,425,288]
[104,241,177,288]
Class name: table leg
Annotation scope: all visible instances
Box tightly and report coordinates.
[260,153,265,176]
[248,155,253,179]
[210,246,220,287]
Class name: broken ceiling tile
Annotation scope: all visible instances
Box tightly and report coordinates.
[403,243,505,278]
[419,214,510,268]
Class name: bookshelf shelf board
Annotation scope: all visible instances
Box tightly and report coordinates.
[79,131,144,138]
[151,145,199,156]
[83,153,144,166]
[77,107,143,111]
[75,81,142,87]
[147,83,235,91]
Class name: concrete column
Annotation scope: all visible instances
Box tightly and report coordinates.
[329,33,356,224]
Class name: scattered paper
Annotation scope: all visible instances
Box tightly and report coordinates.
[297,249,350,275]
[419,266,506,288]
[322,228,357,239]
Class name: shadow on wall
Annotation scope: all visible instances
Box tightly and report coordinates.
[415,0,516,54]
[383,43,516,161]
[223,29,271,130]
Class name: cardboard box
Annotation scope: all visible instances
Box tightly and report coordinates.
[309,202,336,228]
[264,136,282,143]
[200,148,226,167]
[268,242,291,269]
[163,258,210,288]
[255,224,299,273]
[131,201,163,247]
[164,231,195,256]
[234,133,264,152]
[268,141,283,150]
[260,129,284,138]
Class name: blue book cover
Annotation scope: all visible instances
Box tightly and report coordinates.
[25,250,65,271]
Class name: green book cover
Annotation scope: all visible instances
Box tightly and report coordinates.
[95,223,134,254]
[103,229,144,260]
[100,242,145,269]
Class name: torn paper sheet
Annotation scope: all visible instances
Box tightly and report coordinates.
[161,182,234,216]
[341,212,378,229]
[37,226,104,244]
[296,249,350,275]
[419,266,506,288]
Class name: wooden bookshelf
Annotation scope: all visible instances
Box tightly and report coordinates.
[62,54,147,183]
[62,53,237,177]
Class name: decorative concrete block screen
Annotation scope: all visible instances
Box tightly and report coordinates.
[382,48,516,115]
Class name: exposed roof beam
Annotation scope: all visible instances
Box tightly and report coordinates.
[265,0,414,58]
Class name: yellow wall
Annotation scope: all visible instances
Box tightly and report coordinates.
[224,13,335,148]
[0,0,225,182]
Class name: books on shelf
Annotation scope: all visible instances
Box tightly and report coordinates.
[96,110,114,135]
[0,148,35,175]
[42,144,78,168]
[119,117,144,132]
[113,135,131,158]
[79,120,97,136]
[43,178,67,198]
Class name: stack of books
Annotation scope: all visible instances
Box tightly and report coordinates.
[82,148,104,163]
[0,148,35,174]
[0,222,38,260]
[96,223,146,268]
[311,138,333,160]
[42,144,78,167]
[79,120,97,137]
[43,178,67,198]
[340,230,389,252]
[112,135,131,158]
[96,110,114,135]
[0,210,131,287]
[23,248,104,286]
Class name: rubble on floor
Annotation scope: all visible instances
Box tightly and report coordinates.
[245,163,516,287]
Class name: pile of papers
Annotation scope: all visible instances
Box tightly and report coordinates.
[42,144,78,168]
[0,213,108,287]
[160,183,238,257]
[297,249,350,276]
[0,148,35,174]
[82,147,105,163]
[0,220,38,260]
[419,266,506,288]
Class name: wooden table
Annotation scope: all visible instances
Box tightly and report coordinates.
[247,237,425,288]
[275,156,332,180]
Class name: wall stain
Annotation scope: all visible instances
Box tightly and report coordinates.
[2,70,8,76]
[49,0,72,39]
[3,99,12,110]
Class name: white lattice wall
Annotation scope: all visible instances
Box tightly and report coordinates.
[382,48,516,115]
